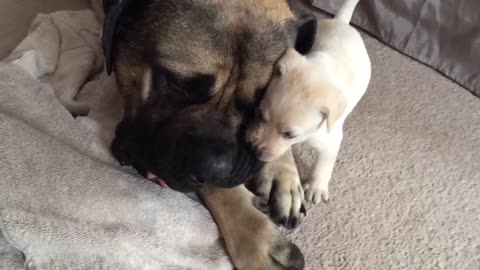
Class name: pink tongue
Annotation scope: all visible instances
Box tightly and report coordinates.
[146,171,169,188]
[158,179,169,188]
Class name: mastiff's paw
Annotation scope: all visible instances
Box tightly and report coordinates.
[233,202,305,270]
[268,175,306,229]
[201,186,305,270]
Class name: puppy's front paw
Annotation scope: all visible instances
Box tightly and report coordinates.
[268,175,305,229]
[303,181,329,204]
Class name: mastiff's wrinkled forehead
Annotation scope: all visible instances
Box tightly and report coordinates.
[103,0,317,192]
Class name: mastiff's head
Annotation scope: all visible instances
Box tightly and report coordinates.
[103,0,317,192]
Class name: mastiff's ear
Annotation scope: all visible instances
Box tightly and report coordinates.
[102,0,134,75]
[293,14,318,55]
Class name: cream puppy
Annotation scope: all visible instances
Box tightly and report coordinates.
[247,0,370,205]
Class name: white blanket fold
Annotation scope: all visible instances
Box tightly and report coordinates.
[6,10,103,116]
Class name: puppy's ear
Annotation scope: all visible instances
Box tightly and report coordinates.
[318,86,347,132]
[294,14,317,55]
[274,59,287,76]
[102,0,134,75]
[274,48,299,76]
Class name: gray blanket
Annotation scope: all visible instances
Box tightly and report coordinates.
[0,61,231,269]
[0,10,229,269]
[312,0,480,97]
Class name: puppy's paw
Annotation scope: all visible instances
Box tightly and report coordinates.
[269,175,305,229]
[303,182,329,204]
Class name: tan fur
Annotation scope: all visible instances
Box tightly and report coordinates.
[208,0,294,19]
[114,60,145,119]
[200,186,278,270]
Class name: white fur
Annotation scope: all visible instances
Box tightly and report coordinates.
[302,0,370,202]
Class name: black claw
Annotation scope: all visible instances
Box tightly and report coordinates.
[300,204,307,216]
[288,217,299,229]
[280,217,288,227]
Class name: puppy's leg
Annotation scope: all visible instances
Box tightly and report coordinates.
[253,149,304,229]
[304,130,343,203]
[200,186,304,270]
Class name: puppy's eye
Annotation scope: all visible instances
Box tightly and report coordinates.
[281,131,296,139]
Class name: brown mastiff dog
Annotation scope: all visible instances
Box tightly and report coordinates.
[102,0,317,269]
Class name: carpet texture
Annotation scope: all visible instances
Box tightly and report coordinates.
[288,21,480,270]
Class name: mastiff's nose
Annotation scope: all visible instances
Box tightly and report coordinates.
[178,120,237,186]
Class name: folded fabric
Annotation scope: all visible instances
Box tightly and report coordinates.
[5,10,103,115]
[0,61,231,269]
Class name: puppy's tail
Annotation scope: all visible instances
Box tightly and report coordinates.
[335,0,360,24]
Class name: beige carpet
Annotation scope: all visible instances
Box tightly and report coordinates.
[289,26,480,270]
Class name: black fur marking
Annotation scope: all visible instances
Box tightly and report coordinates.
[102,0,135,75]
[151,64,215,106]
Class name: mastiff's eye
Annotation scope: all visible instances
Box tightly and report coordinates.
[281,131,296,139]
[176,73,215,104]
[153,65,215,105]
